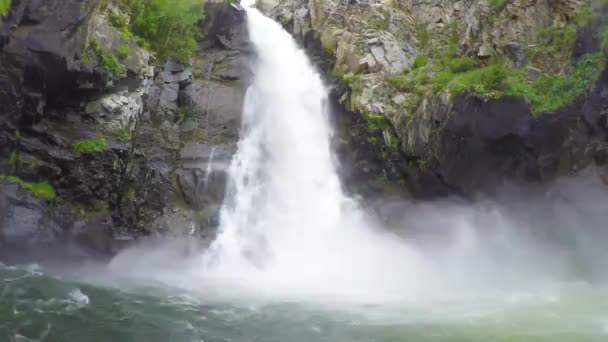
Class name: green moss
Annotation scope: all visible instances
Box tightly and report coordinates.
[72,137,109,153]
[67,202,109,218]
[368,12,390,31]
[127,0,206,64]
[387,137,400,153]
[109,12,129,28]
[113,128,132,142]
[447,63,509,97]
[176,107,188,124]
[527,24,577,72]
[412,56,428,69]
[8,150,16,171]
[0,0,11,16]
[323,46,335,59]
[415,24,430,49]
[386,75,417,92]
[0,175,56,200]
[448,56,480,73]
[100,49,122,76]
[115,43,131,60]
[506,53,603,113]
[574,3,592,26]
[601,26,608,52]
[363,113,390,130]
[334,72,363,96]
[488,0,507,13]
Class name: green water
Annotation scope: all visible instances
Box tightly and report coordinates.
[1,264,608,342]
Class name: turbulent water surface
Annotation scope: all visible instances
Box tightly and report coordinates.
[2,263,608,341]
[3,3,608,342]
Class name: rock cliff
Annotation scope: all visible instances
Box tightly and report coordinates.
[258,0,608,197]
[0,0,250,261]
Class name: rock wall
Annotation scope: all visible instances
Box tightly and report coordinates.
[259,0,608,198]
[0,0,250,261]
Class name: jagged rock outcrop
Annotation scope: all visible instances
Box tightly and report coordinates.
[0,0,250,260]
[259,0,608,198]
[144,1,252,239]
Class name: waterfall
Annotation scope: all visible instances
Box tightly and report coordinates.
[201,3,433,302]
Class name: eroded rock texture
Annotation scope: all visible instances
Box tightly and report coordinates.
[0,0,250,260]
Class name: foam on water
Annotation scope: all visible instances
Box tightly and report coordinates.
[196,2,439,303]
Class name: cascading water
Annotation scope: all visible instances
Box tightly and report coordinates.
[4,4,608,341]
[200,3,434,301]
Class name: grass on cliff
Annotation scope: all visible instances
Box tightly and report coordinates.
[388,53,603,114]
[111,0,206,64]
[363,112,390,130]
[488,0,507,13]
[72,137,109,153]
[0,0,10,16]
[384,2,607,117]
[0,175,56,200]
[83,39,123,77]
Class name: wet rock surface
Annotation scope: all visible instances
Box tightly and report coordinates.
[0,0,250,261]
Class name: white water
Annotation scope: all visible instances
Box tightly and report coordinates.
[45,6,608,338]
[200,5,436,302]
[104,1,608,319]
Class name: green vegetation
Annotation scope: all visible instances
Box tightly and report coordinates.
[176,107,189,124]
[488,0,507,13]
[83,39,123,76]
[602,28,608,52]
[113,128,132,142]
[448,56,480,73]
[100,49,122,76]
[0,0,10,16]
[386,2,606,117]
[368,12,390,31]
[113,0,206,64]
[333,71,363,96]
[115,43,131,60]
[574,3,592,26]
[72,137,109,153]
[323,45,335,59]
[388,52,603,114]
[527,24,577,72]
[415,24,430,49]
[412,56,428,69]
[0,175,56,200]
[8,150,16,171]
[505,54,603,113]
[109,12,129,28]
[363,112,390,130]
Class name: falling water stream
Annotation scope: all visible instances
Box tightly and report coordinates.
[2,4,608,342]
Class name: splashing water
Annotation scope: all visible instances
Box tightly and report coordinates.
[200,5,435,302]
[4,5,608,341]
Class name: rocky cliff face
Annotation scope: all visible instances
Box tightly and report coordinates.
[0,0,250,261]
[259,0,608,198]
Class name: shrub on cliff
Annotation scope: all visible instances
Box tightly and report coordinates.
[0,0,10,16]
[115,0,205,64]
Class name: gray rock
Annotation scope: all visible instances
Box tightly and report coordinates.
[392,94,406,105]
[158,70,193,84]
[293,8,310,37]
[503,41,527,67]
[359,53,377,72]
[525,66,542,81]
[159,83,180,112]
[85,93,143,130]
[164,61,186,73]
[477,42,493,57]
